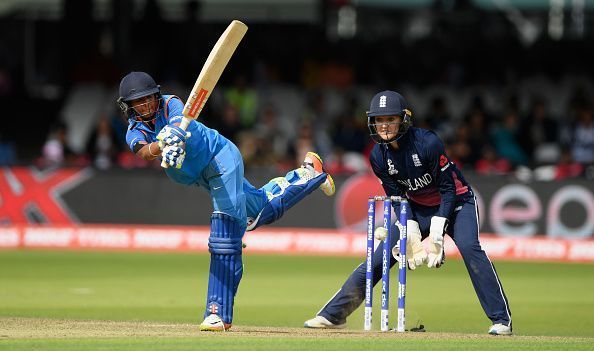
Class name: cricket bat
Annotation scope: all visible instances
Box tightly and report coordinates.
[162,20,248,168]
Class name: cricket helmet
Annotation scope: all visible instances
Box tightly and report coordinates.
[366,90,412,144]
[117,71,162,122]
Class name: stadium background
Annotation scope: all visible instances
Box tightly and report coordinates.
[1,0,592,260]
[1,1,594,345]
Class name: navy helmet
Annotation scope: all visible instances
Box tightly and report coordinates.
[366,90,412,144]
[117,71,162,122]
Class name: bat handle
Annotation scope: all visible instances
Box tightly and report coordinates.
[161,116,193,169]
[179,116,192,131]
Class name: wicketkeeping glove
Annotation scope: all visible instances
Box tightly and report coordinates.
[405,220,428,270]
[390,220,428,270]
[157,124,191,148]
[161,145,186,169]
[427,216,448,268]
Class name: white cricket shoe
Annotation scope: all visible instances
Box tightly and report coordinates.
[301,152,335,196]
[200,314,232,331]
[488,323,512,335]
[304,315,346,329]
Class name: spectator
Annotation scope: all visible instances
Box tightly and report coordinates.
[330,93,368,154]
[216,103,243,143]
[464,97,491,166]
[555,147,584,180]
[324,147,368,176]
[86,117,120,170]
[0,133,17,166]
[301,91,333,158]
[475,145,512,175]
[40,123,75,168]
[447,123,472,168]
[491,111,529,166]
[519,98,560,165]
[571,105,594,165]
[110,111,129,151]
[253,103,290,163]
[425,96,454,141]
[224,75,258,129]
[288,119,318,169]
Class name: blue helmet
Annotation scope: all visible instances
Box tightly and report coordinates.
[117,71,162,122]
[366,90,412,144]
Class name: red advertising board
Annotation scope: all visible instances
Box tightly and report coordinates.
[2,224,593,263]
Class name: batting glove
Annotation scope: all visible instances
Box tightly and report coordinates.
[390,220,427,270]
[157,124,191,148]
[427,216,447,268]
[161,145,186,169]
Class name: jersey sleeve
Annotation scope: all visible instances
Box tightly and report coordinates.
[125,127,149,153]
[164,96,185,125]
[424,131,456,218]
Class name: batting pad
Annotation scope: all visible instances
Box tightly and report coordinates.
[205,212,244,324]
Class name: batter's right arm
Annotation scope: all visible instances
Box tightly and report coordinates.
[135,142,162,161]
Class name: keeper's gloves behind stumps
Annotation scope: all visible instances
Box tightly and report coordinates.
[374,219,428,270]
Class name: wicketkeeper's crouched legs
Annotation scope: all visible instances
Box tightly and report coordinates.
[204,212,244,324]
[451,196,512,327]
[318,234,399,325]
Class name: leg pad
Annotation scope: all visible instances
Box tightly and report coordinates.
[205,212,244,324]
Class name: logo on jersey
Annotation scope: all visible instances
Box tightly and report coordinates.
[439,155,450,171]
[379,95,387,108]
[412,154,422,167]
[208,302,220,314]
[397,173,433,191]
[387,159,398,175]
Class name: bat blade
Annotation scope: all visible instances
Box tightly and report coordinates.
[162,20,247,168]
[180,20,248,129]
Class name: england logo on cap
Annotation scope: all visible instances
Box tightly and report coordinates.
[379,95,387,108]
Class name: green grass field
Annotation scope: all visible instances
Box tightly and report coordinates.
[1,250,593,350]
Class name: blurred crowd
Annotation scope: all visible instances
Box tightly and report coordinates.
[0,0,593,182]
[27,75,594,183]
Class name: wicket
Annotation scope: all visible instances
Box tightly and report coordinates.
[364,196,409,332]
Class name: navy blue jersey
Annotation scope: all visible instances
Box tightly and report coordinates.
[369,127,471,218]
[319,126,512,327]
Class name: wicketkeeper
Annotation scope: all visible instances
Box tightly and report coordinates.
[304,90,512,335]
[118,71,335,331]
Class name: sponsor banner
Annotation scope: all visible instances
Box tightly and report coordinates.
[336,173,594,238]
[1,225,593,263]
[2,167,593,240]
[0,167,92,224]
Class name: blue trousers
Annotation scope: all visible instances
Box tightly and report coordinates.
[318,194,512,327]
[197,143,325,230]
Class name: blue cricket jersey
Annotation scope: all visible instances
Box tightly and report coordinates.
[125,94,229,185]
[369,127,471,218]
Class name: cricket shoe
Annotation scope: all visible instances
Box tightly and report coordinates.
[303,316,346,329]
[301,152,335,196]
[199,314,232,331]
[488,323,512,336]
